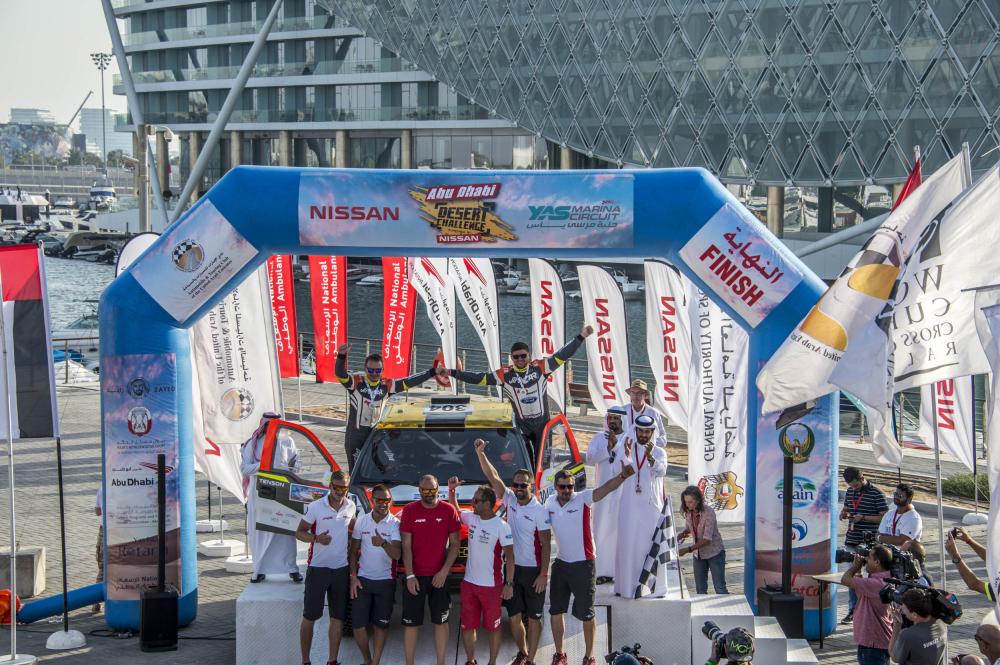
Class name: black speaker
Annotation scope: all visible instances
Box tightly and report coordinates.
[139,586,178,652]
[757,585,804,639]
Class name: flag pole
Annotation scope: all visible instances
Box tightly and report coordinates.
[930,388,947,591]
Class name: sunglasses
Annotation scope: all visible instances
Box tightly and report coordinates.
[556,484,574,490]
[330,485,349,493]
[975,634,992,646]
[366,367,384,374]
[419,488,439,495]
[510,482,530,489]
[511,353,529,360]
[373,497,392,505]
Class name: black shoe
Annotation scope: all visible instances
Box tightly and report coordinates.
[250,573,266,583]
[290,571,304,583]
[596,576,613,585]
[840,609,854,624]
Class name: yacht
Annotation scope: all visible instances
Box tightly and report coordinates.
[492,262,521,291]
[356,273,384,287]
[60,230,128,259]
[52,301,100,358]
[90,177,117,211]
[0,191,51,224]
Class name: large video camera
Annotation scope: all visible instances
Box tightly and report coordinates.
[604,643,653,665]
[702,621,754,664]
[877,578,963,625]
[834,531,921,581]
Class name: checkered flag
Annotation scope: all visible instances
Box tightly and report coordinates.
[633,493,681,599]
[172,239,196,263]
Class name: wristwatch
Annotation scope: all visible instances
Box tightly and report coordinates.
[504,581,514,588]
[951,556,962,565]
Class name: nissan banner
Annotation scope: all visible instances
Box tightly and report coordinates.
[577,265,630,413]
[644,259,694,429]
[529,259,566,412]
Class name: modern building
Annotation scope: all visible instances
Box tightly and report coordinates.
[8,108,58,125]
[79,108,135,159]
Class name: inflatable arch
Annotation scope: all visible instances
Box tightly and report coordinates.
[99,166,838,637]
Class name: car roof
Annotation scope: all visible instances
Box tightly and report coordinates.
[377,392,514,429]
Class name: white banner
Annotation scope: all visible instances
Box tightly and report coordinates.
[687,289,748,523]
[409,257,457,392]
[919,378,975,471]
[450,257,501,374]
[189,267,283,502]
[644,260,694,430]
[974,299,1000,621]
[529,259,566,412]
[577,265,630,414]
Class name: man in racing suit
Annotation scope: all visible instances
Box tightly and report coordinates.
[335,343,437,469]
[442,323,593,465]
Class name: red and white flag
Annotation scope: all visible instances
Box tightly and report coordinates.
[450,257,501,373]
[919,378,975,471]
[409,257,457,392]
[381,257,416,379]
[577,265,630,413]
[309,256,347,383]
[266,255,299,378]
[529,259,566,412]
[644,260,694,428]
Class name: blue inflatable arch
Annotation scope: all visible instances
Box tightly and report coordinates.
[99,166,837,636]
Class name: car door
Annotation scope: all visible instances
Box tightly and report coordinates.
[534,414,586,501]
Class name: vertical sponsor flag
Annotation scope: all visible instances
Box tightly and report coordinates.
[409,257,458,391]
[449,257,501,373]
[529,259,566,412]
[687,288,749,523]
[381,257,416,379]
[308,256,347,383]
[265,255,300,378]
[0,245,58,439]
[577,265,630,413]
[189,267,283,502]
[644,260,694,429]
[974,299,1000,620]
[919,378,975,471]
[756,153,970,466]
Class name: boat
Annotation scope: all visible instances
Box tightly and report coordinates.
[52,197,77,210]
[52,301,100,356]
[356,274,384,287]
[89,177,117,211]
[60,230,128,259]
[606,267,645,300]
[0,191,51,225]
[492,263,521,291]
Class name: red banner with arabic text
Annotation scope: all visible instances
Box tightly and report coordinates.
[266,255,300,378]
[309,256,347,383]
[381,257,416,379]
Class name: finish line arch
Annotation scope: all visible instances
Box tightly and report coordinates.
[99,166,838,637]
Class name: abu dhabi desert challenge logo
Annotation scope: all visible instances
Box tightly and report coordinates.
[409,182,517,244]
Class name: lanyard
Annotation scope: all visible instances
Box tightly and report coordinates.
[891,510,904,535]
[849,488,866,512]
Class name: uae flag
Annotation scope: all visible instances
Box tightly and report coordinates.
[0,245,57,439]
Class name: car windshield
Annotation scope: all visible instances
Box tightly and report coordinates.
[354,427,531,486]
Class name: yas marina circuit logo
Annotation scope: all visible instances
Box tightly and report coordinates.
[409,182,517,244]
[697,471,745,512]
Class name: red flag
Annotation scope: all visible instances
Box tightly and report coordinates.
[381,257,416,379]
[265,255,300,378]
[892,157,922,210]
[308,256,347,383]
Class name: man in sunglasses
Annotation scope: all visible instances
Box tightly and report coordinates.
[585,405,627,586]
[474,438,552,665]
[441,324,594,464]
[953,623,1000,664]
[546,464,635,665]
[400,474,461,665]
[336,343,438,469]
[350,484,401,665]
[296,469,357,665]
[877,483,922,547]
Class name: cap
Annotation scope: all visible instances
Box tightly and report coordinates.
[607,405,627,416]
[627,379,649,393]
[634,414,656,429]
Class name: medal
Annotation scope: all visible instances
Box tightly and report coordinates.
[636,484,642,494]
[633,437,647,495]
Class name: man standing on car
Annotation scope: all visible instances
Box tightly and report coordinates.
[295,469,356,665]
[335,343,437,469]
[475,438,552,665]
[840,467,888,624]
[547,465,634,665]
[441,324,594,464]
[350,484,401,665]
[400,474,461,665]
[585,405,626,586]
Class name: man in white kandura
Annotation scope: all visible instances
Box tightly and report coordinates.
[622,380,667,448]
[585,405,626,586]
[612,414,669,598]
[240,412,303,583]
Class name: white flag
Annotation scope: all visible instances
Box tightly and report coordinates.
[919,378,975,472]
[644,260,694,429]
[687,289,748,523]
[409,257,457,392]
[974,299,1000,621]
[449,257,501,374]
[529,259,566,412]
[577,265,630,413]
[757,153,970,466]
[189,267,283,502]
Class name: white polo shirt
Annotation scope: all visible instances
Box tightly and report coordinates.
[878,505,922,541]
[352,512,400,581]
[461,512,513,587]
[303,495,356,569]
[502,489,551,568]
[544,489,596,563]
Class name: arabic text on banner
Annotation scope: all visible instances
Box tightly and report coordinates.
[381,257,416,379]
[529,259,566,412]
[309,256,347,383]
[409,257,457,392]
[449,257,501,374]
[266,255,300,379]
[577,265,630,414]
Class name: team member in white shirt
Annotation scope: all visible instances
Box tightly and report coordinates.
[545,465,633,665]
[474,438,552,665]
[585,406,627,585]
[623,380,668,448]
[448,476,515,665]
[295,469,357,665]
[350,484,402,665]
[878,483,922,547]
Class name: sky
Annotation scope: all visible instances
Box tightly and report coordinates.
[1,0,128,125]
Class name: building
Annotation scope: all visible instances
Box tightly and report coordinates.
[8,108,58,125]
[79,108,134,158]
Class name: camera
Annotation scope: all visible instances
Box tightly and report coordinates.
[834,532,921,581]
[877,578,963,624]
[950,527,961,539]
[702,621,754,664]
[604,643,653,665]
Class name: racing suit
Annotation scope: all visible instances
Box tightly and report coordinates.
[451,334,585,464]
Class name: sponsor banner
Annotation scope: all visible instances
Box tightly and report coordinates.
[529,259,566,412]
[132,200,257,323]
[190,267,282,502]
[679,203,804,328]
[687,289,748,523]
[577,265,630,413]
[381,257,416,379]
[919,377,975,472]
[449,257,501,373]
[754,392,836,610]
[409,257,457,391]
[299,172,634,249]
[976,302,1000,621]
[309,256,347,383]
[644,260,694,429]
[265,255,300,378]
[102,354,181,601]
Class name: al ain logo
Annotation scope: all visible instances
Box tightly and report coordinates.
[779,422,815,463]
[409,184,517,244]
[697,471,745,512]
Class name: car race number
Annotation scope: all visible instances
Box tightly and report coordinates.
[423,403,472,414]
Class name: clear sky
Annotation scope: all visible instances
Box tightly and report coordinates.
[1,0,128,125]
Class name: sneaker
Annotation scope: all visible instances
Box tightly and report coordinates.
[250,573,266,583]
[510,652,529,665]
[290,571,304,583]
[582,658,596,665]
[840,609,854,624]
[550,654,568,665]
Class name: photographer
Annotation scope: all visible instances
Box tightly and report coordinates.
[841,467,889,623]
[945,529,993,600]
[888,588,946,665]
[842,545,894,665]
[878,484,922,547]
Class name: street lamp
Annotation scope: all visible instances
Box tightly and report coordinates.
[90,52,112,177]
